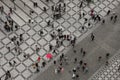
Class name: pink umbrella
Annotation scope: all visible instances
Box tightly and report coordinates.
[37,56,41,62]
[46,53,53,59]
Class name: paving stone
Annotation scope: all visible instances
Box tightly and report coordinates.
[38,38,47,46]
[23,59,33,67]
[0,42,4,49]
[26,38,35,46]
[22,70,32,78]
[99,3,106,9]
[16,63,26,72]
[30,54,39,62]
[15,75,24,80]
[20,43,28,50]
[39,48,47,57]
[0,69,5,77]
[11,69,19,78]
[22,25,31,32]
[0,31,6,40]
[2,38,10,45]
[5,52,14,61]
[34,16,43,23]
[0,47,8,54]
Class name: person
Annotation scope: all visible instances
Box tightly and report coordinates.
[53,60,56,65]
[84,18,88,24]
[9,62,12,66]
[49,44,53,51]
[29,10,34,15]
[20,34,23,42]
[35,63,38,68]
[83,12,85,17]
[7,71,11,78]
[64,56,69,65]
[23,2,26,7]
[84,67,88,73]
[74,58,77,63]
[76,74,79,78]
[79,1,83,8]
[114,15,118,23]
[35,45,40,53]
[91,33,95,41]
[15,25,18,31]
[42,61,46,67]
[28,19,31,23]
[106,53,110,59]
[102,19,105,24]
[80,48,83,53]
[82,65,85,71]
[47,20,51,26]
[9,7,13,14]
[46,0,49,2]
[36,67,39,72]
[31,19,34,24]
[61,53,64,58]
[90,9,94,17]
[118,65,120,71]
[32,63,36,69]
[55,68,58,74]
[82,51,86,57]
[105,61,109,66]
[82,26,84,30]
[35,63,39,72]
[98,56,102,61]
[72,73,76,79]
[39,30,43,36]
[73,50,76,53]
[79,60,83,66]
[110,15,113,21]
[7,47,10,52]
[13,60,16,66]
[72,68,76,73]
[43,7,47,12]
[107,10,110,15]
[61,67,64,73]
[16,41,20,46]
[79,13,81,19]
[88,23,91,27]
[53,49,57,55]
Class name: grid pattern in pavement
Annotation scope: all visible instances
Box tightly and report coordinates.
[0,0,120,80]
[89,50,120,80]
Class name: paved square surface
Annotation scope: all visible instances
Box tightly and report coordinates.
[89,50,120,80]
[0,0,120,80]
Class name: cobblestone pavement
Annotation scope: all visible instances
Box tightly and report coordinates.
[89,50,120,80]
[34,4,120,80]
[0,0,120,80]
[88,5,120,80]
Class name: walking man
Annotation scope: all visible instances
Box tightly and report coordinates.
[91,33,95,41]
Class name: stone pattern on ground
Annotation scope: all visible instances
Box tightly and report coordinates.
[0,0,120,80]
[89,51,120,80]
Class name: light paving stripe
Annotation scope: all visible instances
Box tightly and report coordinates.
[15,0,38,19]
[21,0,43,14]
[30,0,49,10]
[0,1,25,26]
[3,0,31,22]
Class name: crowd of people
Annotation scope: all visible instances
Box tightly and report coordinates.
[0,0,119,80]
[43,0,119,80]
